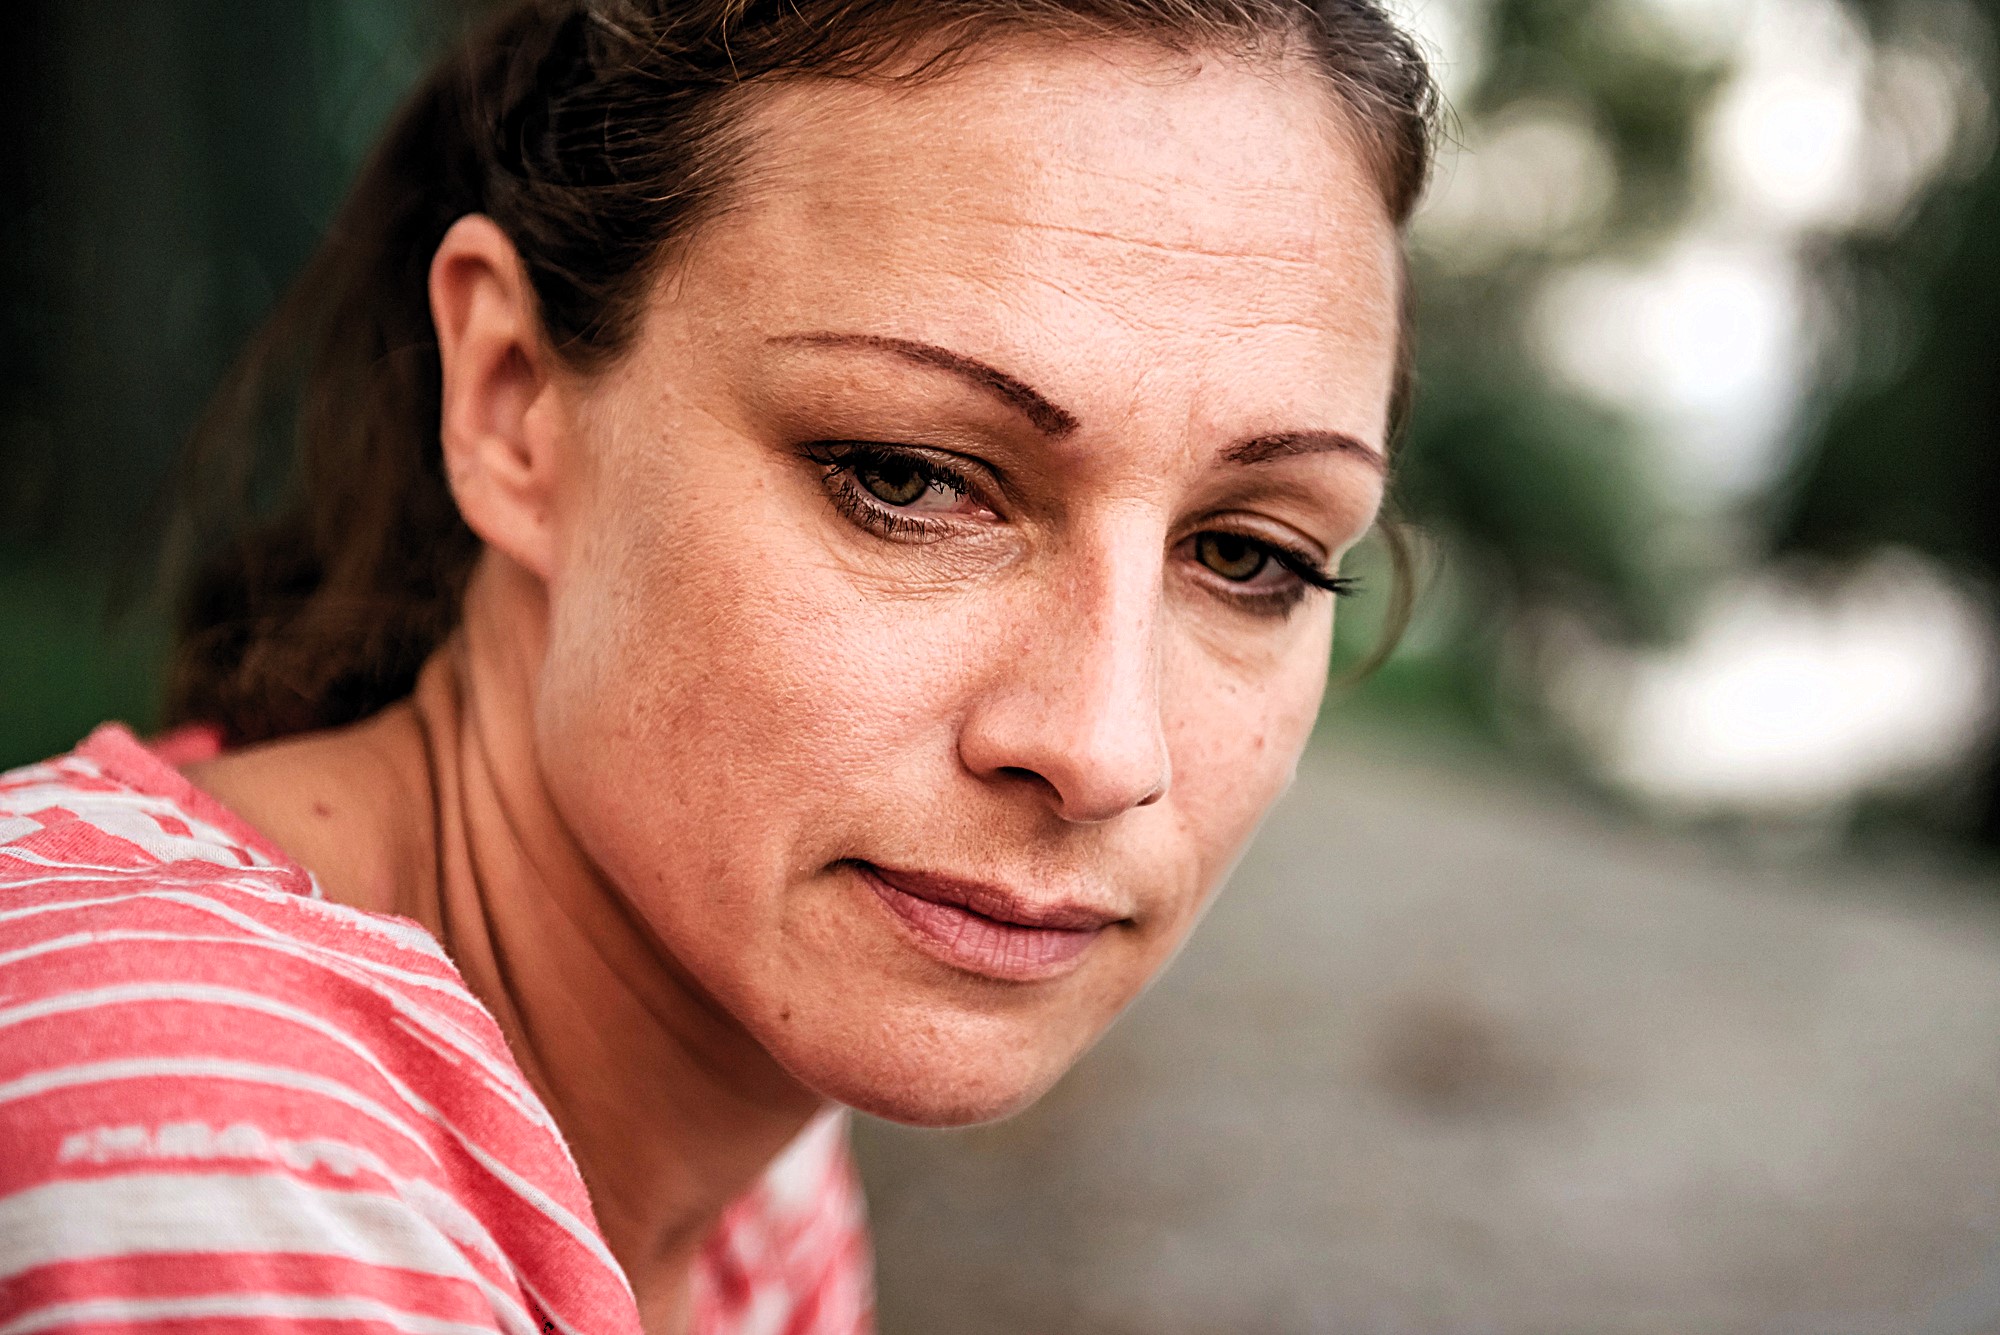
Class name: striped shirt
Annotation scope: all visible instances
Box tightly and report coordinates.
[0,725,872,1334]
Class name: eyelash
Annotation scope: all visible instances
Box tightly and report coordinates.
[804,441,1359,617]
[1238,548,1360,613]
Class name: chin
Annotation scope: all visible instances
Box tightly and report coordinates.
[819,1062,1065,1129]
[758,996,1092,1128]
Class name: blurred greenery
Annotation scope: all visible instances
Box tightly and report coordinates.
[1342,0,2000,849]
[0,561,166,764]
[1772,0,2000,841]
[3,0,1996,851]
[0,0,458,763]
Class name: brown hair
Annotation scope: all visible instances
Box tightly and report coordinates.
[166,0,1438,744]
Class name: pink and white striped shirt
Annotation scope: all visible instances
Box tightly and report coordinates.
[0,725,872,1334]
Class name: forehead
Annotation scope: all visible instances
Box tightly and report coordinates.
[673,40,1403,437]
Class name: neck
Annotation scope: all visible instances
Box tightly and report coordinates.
[185,557,824,1328]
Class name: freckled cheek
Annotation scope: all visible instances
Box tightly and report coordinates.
[1160,641,1327,876]
[536,481,787,856]
[551,496,1002,848]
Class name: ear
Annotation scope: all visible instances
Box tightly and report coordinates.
[430,214,565,581]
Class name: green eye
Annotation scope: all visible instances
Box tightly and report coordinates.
[1195,532,1270,582]
[857,458,932,506]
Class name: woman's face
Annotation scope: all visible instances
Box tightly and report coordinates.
[533,40,1400,1124]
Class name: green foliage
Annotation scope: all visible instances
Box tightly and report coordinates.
[0,0,463,768]
[1772,0,2000,838]
[1402,290,1682,642]
[1778,113,2000,573]
[1358,0,1730,735]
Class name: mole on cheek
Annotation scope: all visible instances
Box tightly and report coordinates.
[311,801,334,819]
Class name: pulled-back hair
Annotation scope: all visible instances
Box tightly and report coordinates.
[166,0,1438,744]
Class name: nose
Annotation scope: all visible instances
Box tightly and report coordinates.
[957,537,1171,824]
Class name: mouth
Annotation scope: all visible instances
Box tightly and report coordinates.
[849,861,1126,983]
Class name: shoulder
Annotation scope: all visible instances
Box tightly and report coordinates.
[0,724,500,1146]
[0,729,638,1334]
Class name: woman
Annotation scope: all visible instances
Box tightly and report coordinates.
[0,1,1434,1331]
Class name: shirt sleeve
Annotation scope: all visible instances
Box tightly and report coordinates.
[0,1142,527,1332]
[0,894,540,1332]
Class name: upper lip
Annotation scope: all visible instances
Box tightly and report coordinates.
[856,862,1129,932]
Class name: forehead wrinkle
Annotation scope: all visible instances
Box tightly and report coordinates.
[997,216,1330,270]
[955,150,1366,267]
[698,45,1400,456]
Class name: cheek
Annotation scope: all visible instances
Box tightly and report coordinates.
[532,451,979,943]
[1159,615,1330,889]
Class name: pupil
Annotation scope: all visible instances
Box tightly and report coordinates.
[864,461,928,506]
[1201,534,1265,581]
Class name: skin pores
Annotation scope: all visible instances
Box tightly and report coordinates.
[530,40,1400,1126]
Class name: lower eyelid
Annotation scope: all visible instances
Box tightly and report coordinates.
[1217,582,1311,617]
[1180,551,1298,596]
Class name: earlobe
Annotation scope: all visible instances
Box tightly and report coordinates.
[430,214,563,581]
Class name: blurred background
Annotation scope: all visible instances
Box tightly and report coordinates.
[6,0,2000,1329]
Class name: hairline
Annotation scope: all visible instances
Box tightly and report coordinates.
[603,22,1406,366]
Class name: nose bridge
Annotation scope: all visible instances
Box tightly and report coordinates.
[962,514,1172,823]
[1069,533,1165,755]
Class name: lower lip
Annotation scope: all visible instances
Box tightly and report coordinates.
[856,865,1103,983]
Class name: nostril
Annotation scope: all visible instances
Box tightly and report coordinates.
[996,765,1057,799]
[992,763,1167,821]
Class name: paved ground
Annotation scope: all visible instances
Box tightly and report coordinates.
[852,738,2000,1334]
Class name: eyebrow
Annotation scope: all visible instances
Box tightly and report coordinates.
[771,331,1386,473]
[1225,430,1387,473]
[769,332,1080,438]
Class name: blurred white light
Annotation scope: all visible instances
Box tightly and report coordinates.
[1534,239,1804,502]
[1417,103,1618,263]
[1549,554,1997,815]
[1525,0,1992,512]
[1857,38,1996,228]
[1700,0,1873,231]
[1707,70,1867,227]
[1388,0,1489,106]
[1712,69,1864,223]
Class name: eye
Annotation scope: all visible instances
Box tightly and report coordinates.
[853,453,961,511]
[802,441,994,542]
[1181,526,1358,617]
[1194,532,1271,582]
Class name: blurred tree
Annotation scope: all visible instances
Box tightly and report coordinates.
[1341,0,2000,846]
[1774,0,2000,840]
[1344,0,1730,726]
